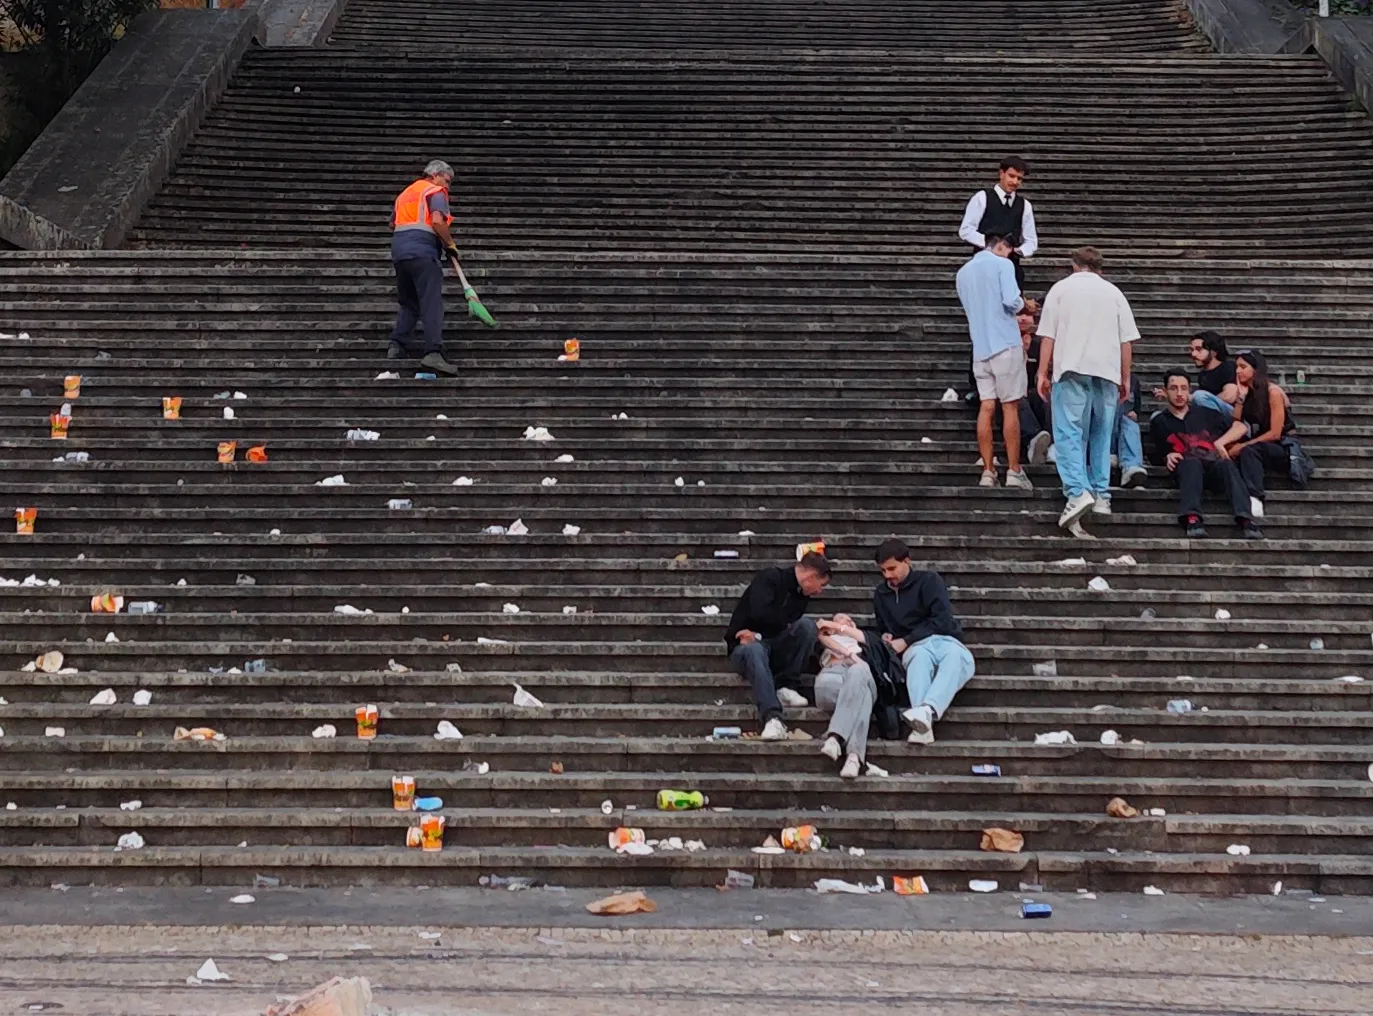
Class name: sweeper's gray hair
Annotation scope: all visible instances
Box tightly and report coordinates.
[424,159,454,179]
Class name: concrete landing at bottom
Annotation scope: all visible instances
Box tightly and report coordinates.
[2,885,1372,935]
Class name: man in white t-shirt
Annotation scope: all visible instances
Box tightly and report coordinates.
[1034,247,1140,531]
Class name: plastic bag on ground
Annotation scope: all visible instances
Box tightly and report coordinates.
[316,474,347,487]
[814,879,872,895]
[586,890,656,915]
[312,724,337,739]
[507,518,529,535]
[89,688,117,705]
[562,524,581,535]
[116,832,145,850]
[523,426,555,441]
[1087,576,1111,593]
[980,827,1025,853]
[512,683,544,709]
[434,720,463,740]
[132,690,152,706]
[1034,730,1076,745]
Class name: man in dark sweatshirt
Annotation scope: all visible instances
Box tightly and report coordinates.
[724,552,832,740]
[871,538,975,745]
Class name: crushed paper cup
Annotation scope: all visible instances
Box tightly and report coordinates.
[162,397,182,420]
[89,688,117,705]
[216,441,236,464]
[434,720,463,740]
[968,880,998,893]
[562,524,581,536]
[512,683,544,709]
[116,832,145,850]
[1034,730,1076,746]
[14,508,37,535]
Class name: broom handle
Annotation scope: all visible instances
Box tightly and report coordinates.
[448,254,474,292]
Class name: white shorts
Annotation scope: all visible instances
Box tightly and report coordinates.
[973,346,1027,403]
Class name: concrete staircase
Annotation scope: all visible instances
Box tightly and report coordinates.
[2,0,1372,893]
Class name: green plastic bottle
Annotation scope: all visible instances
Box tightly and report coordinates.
[657,789,708,811]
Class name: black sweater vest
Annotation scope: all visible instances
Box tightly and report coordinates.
[977,188,1025,247]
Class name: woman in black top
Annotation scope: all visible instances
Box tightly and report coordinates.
[1224,350,1292,511]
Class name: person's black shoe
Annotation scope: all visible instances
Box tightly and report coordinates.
[420,351,459,376]
[386,342,403,360]
[1184,514,1207,539]
[1240,519,1266,540]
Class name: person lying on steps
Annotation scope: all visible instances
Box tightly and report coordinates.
[814,614,878,780]
[724,552,832,740]
[871,538,975,745]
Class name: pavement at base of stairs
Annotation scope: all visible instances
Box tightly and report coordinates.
[2,919,1372,1016]
[2,885,1372,935]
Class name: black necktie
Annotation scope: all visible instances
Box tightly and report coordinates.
[1005,194,1014,207]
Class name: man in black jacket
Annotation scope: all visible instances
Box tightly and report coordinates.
[871,538,975,745]
[725,552,832,740]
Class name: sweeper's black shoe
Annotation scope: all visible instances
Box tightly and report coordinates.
[420,351,459,376]
[386,342,403,360]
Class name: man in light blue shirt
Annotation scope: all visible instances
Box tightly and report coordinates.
[956,235,1031,490]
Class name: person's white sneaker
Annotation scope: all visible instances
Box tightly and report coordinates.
[1091,499,1112,516]
[1028,431,1052,465]
[907,728,935,745]
[760,717,788,740]
[820,735,842,762]
[902,704,933,736]
[1067,519,1099,541]
[979,469,997,488]
[1046,444,1058,464]
[1004,469,1033,491]
[840,754,862,779]
[1058,491,1095,529]
[1121,466,1148,488]
[1250,496,1265,519]
[776,687,808,708]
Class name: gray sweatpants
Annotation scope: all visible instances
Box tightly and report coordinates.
[814,660,876,762]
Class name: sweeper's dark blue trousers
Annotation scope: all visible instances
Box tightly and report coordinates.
[390,257,445,355]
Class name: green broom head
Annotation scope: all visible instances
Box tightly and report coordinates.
[464,286,498,328]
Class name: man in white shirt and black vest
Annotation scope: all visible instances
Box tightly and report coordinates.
[959,156,1039,289]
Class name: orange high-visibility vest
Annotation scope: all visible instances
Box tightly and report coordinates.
[392,179,451,235]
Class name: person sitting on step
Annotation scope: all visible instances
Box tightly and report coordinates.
[814,614,878,780]
[1113,372,1148,489]
[724,553,832,740]
[1228,349,1298,520]
[1018,298,1054,467]
[871,539,975,745]
[1147,368,1262,540]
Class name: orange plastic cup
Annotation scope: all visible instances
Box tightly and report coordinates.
[420,814,445,852]
[406,826,422,848]
[245,445,268,463]
[893,875,931,896]
[216,441,236,464]
[392,774,416,811]
[162,397,182,421]
[781,824,820,853]
[49,413,70,440]
[63,375,81,398]
[14,508,36,535]
[355,704,379,739]
[563,338,580,362]
[608,827,646,849]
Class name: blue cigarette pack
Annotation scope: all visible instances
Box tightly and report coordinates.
[972,764,1001,777]
[1021,903,1053,919]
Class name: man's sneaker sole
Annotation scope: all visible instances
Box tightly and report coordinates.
[1028,432,1052,465]
[1058,496,1095,529]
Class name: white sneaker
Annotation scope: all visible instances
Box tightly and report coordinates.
[840,754,862,779]
[1091,499,1112,516]
[1004,469,1033,491]
[760,718,788,740]
[1121,466,1148,488]
[907,728,935,745]
[777,687,808,708]
[1046,444,1058,464]
[902,704,934,736]
[1250,497,1265,519]
[1067,519,1098,541]
[1058,492,1095,529]
[979,469,997,488]
[1028,432,1053,465]
[820,735,842,762]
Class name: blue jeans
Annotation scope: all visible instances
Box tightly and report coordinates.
[902,635,976,719]
[1113,412,1144,471]
[1191,390,1232,417]
[1051,372,1118,500]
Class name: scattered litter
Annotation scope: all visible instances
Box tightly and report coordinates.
[815,879,875,895]
[738,530,755,536]
[119,800,142,811]
[334,605,373,616]
[387,499,413,510]
[133,690,152,706]
[1106,554,1138,566]
[562,605,578,615]
[972,764,1001,777]
[1335,676,1365,684]
[586,891,656,916]
[523,426,555,441]
[1226,844,1251,856]
[980,828,1025,853]
[968,880,998,893]
[507,519,529,535]
[1087,576,1111,593]
[1140,608,1157,621]
[722,870,755,889]
[312,725,337,739]
[1034,731,1076,745]
[223,407,235,420]
[562,524,581,535]
[434,721,463,740]
[445,663,463,673]
[1106,797,1139,819]
[1167,699,1194,714]
[374,372,400,380]
[1214,608,1231,621]
[601,800,614,815]
[1099,730,1120,746]
[345,429,380,441]
[674,477,685,487]
[35,651,64,674]
[1143,886,1165,896]
[1310,638,1325,651]
[89,688,117,705]
[893,876,930,895]
[1272,881,1284,895]
[1031,660,1058,677]
[476,637,509,645]
[266,953,289,963]
[192,959,229,983]
[1148,808,1167,817]
[701,605,720,616]
[941,388,959,403]
[502,603,521,614]
[387,659,411,674]
[921,437,933,444]
[611,412,630,421]
[254,875,281,888]
[116,832,145,850]
[45,727,65,738]
[1078,891,1097,900]
[541,477,558,487]
[175,727,226,742]
[1257,643,1268,650]
[453,476,475,486]
[1053,557,1087,567]
[316,475,347,487]
[230,894,255,904]
[512,683,544,708]
[848,846,866,857]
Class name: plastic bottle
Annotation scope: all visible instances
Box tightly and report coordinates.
[656,790,708,811]
[126,600,162,615]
